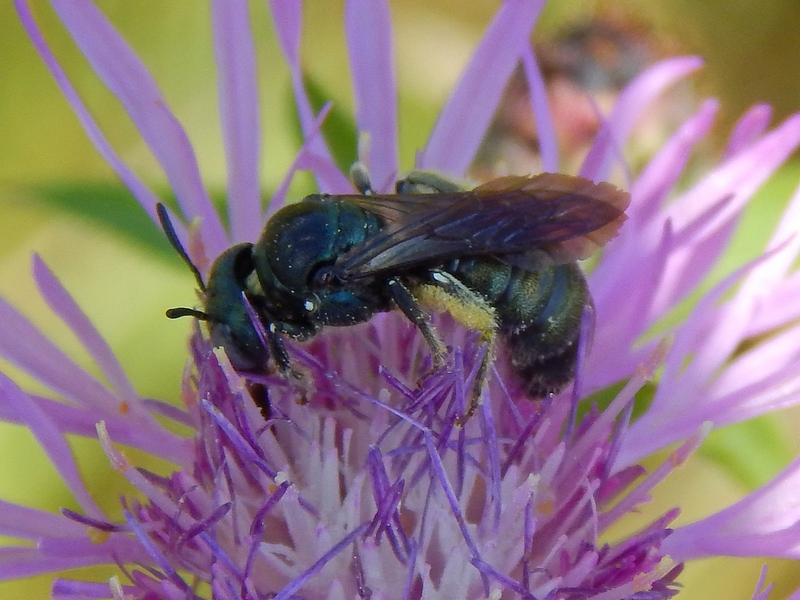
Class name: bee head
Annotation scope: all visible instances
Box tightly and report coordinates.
[157,204,270,372]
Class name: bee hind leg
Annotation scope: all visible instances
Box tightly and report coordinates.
[417,270,498,425]
[388,278,447,368]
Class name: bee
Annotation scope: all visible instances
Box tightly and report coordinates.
[158,165,629,421]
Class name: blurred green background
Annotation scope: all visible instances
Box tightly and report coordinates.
[2,0,800,597]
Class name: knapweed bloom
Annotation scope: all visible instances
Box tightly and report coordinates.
[5,1,800,598]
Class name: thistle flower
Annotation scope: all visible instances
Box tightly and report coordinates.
[5,1,800,599]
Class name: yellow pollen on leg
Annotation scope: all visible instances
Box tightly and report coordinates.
[416,284,496,332]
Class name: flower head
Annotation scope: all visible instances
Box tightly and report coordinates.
[5,1,800,599]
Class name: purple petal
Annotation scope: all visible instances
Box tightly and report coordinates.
[618,246,787,465]
[627,100,719,231]
[97,424,187,519]
[268,0,350,193]
[267,102,331,215]
[0,546,126,580]
[739,179,800,341]
[748,270,800,336]
[0,374,103,519]
[38,535,152,570]
[667,112,800,232]
[749,567,775,600]
[14,0,162,224]
[419,0,546,176]
[640,112,800,316]
[51,579,134,599]
[722,103,773,160]
[272,523,370,600]
[650,206,738,316]
[707,326,800,423]
[47,0,228,256]
[664,457,800,561]
[0,500,85,540]
[212,0,263,242]
[267,103,339,215]
[0,393,188,463]
[346,0,398,192]
[267,0,302,80]
[32,255,138,407]
[748,173,800,280]
[522,45,558,173]
[579,56,704,182]
[0,295,119,411]
[589,101,720,328]
[587,222,673,386]
[602,112,800,331]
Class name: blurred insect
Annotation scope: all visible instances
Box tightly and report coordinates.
[473,16,671,178]
[159,165,629,421]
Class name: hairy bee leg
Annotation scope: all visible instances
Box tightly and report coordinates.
[387,278,447,368]
[246,382,271,421]
[265,324,291,371]
[350,162,375,195]
[426,270,497,424]
[265,323,309,408]
[395,171,464,194]
[265,323,304,381]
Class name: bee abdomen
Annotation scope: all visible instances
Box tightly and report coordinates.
[451,258,589,397]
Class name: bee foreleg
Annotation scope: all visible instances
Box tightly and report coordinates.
[387,278,447,368]
[265,324,292,373]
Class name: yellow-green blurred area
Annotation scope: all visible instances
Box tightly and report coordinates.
[2,0,800,597]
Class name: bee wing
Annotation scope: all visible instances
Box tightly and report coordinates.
[337,173,630,279]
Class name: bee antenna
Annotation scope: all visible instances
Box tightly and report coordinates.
[166,307,211,321]
[156,203,207,292]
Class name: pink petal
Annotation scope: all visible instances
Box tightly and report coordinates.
[212,0,263,242]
